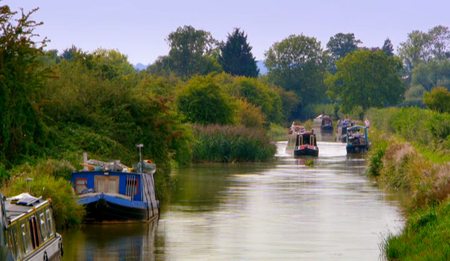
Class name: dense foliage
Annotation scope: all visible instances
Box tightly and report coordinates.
[326,50,405,112]
[326,33,361,74]
[0,6,51,166]
[264,34,329,118]
[219,28,259,78]
[148,25,222,80]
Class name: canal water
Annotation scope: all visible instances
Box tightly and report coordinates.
[61,136,404,261]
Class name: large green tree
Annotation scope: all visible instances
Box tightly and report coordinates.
[219,28,259,78]
[326,33,362,74]
[149,25,222,80]
[264,34,328,115]
[0,5,52,165]
[326,50,405,112]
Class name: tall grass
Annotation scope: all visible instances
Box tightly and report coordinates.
[192,124,276,162]
[5,159,85,229]
[366,107,450,260]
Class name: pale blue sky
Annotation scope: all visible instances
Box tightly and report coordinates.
[6,0,450,65]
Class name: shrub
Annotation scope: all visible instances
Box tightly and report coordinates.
[7,159,85,228]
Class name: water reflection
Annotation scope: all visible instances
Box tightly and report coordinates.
[161,142,404,261]
[61,140,404,261]
[61,220,158,261]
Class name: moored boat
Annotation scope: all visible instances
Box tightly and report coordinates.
[321,116,333,132]
[286,130,319,156]
[1,192,63,261]
[335,119,354,142]
[71,150,159,223]
[346,125,370,153]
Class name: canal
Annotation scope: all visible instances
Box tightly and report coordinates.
[61,138,404,260]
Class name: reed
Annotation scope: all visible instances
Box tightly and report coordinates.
[191,124,276,162]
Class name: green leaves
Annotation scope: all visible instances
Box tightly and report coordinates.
[326,50,405,113]
[177,75,235,125]
[219,28,259,78]
[0,5,51,165]
[424,86,450,113]
[264,34,328,113]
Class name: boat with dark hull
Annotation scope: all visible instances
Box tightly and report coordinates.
[71,151,159,223]
[286,131,319,156]
[346,125,370,153]
[1,192,63,261]
[320,116,333,132]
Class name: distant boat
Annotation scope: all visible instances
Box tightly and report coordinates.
[335,119,354,142]
[346,125,370,153]
[320,116,333,132]
[71,151,159,223]
[286,130,319,156]
[1,192,64,261]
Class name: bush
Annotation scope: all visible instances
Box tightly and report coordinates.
[8,159,85,228]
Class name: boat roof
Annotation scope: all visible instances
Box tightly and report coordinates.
[347,125,367,131]
[4,193,49,222]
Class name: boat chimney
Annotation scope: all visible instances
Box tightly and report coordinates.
[136,144,144,173]
[83,152,88,171]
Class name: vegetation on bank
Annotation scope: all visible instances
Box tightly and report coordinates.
[365,107,450,260]
[192,124,277,163]
[2,3,450,241]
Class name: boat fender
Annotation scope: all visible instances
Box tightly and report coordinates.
[43,251,49,261]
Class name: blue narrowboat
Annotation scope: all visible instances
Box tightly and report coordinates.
[71,153,159,223]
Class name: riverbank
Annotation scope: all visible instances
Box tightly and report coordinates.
[365,107,450,260]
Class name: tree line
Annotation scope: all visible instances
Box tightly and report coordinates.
[2,3,450,174]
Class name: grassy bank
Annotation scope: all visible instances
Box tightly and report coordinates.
[365,107,450,260]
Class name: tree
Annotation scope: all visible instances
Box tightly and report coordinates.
[412,60,450,92]
[164,25,220,80]
[382,38,394,57]
[264,34,328,113]
[326,33,362,74]
[0,4,51,165]
[219,28,259,78]
[326,50,405,113]
[423,86,450,113]
[176,75,234,125]
[428,25,450,60]
[398,30,431,76]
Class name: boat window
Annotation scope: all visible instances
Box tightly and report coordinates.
[8,226,20,259]
[46,209,54,237]
[29,216,40,249]
[40,213,47,241]
[75,178,88,194]
[97,178,106,192]
[21,222,33,254]
[95,176,119,194]
[108,179,118,193]
[126,177,139,197]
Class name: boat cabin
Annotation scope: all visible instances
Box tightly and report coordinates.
[1,193,63,261]
[346,125,370,153]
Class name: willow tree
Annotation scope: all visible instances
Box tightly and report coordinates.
[326,50,405,113]
[0,5,51,165]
